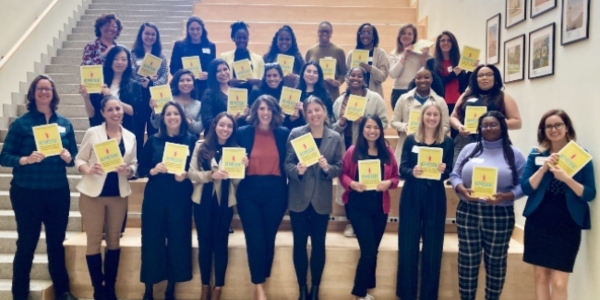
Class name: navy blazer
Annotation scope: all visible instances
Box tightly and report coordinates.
[521,148,596,229]
[237,125,290,177]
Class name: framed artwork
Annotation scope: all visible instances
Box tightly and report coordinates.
[504,34,525,83]
[506,0,527,28]
[531,0,557,18]
[486,14,501,64]
[561,0,591,45]
[529,23,555,79]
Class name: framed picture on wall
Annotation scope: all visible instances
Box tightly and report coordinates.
[529,23,555,79]
[531,0,557,18]
[506,0,526,28]
[486,14,501,64]
[504,34,525,83]
[561,0,590,45]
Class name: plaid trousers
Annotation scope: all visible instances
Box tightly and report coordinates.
[456,201,515,300]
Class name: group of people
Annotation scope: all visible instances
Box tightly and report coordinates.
[0,12,594,300]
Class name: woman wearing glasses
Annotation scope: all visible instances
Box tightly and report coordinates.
[345,23,388,98]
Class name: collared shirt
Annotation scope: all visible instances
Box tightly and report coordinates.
[81,38,116,66]
[0,110,78,190]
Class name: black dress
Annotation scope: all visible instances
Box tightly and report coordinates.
[523,178,582,272]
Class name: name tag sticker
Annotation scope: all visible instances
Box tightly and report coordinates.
[412,146,419,153]
[535,156,548,166]
[470,158,484,164]
[58,126,66,133]
[202,48,211,54]
[447,66,453,73]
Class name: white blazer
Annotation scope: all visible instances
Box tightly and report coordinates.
[75,124,137,198]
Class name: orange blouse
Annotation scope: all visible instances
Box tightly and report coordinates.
[247,129,280,176]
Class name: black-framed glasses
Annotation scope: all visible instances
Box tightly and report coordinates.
[545,123,565,131]
[35,87,53,92]
[480,123,499,130]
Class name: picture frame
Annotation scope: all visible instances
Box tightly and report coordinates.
[531,0,557,18]
[529,23,555,79]
[506,0,527,28]
[486,13,502,64]
[504,34,526,83]
[561,0,591,45]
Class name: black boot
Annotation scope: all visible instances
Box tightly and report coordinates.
[310,285,319,300]
[165,281,176,300]
[142,283,154,300]
[298,285,308,300]
[104,249,121,300]
[85,254,105,300]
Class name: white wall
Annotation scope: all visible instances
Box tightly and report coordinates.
[0,0,55,59]
[418,0,599,299]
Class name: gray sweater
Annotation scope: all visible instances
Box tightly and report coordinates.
[151,98,203,135]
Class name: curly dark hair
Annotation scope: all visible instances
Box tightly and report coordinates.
[94,13,122,39]
[26,75,60,111]
[230,21,249,39]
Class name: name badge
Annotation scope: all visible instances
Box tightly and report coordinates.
[58,126,66,133]
[535,156,548,166]
[470,158,484,164]
[447,66,453,73]
[368,57,373,63]
[202,48,211,54]
[412,146,419,153]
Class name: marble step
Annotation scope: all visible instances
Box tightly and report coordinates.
[0,210,82,232]
[80,15,188,22]
[0,174,81,192]
[0,191,80,211]
[61,40,176,51]
[66,32,181,42]
[76,20,187,28]
[201,0,410,5]
[92,0,195,4]
[17,103,87,118]
[0,253,51,280]
[0,279,53,300]
[84,9,193,17]
[0,230,80,254]
[88,3,193,10]
[71,26,184,36]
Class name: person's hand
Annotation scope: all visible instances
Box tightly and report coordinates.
[149,98,157,109]
[338,116,348,127]
[318,156,329,173]
[350,181,367,192]
[420,47,430,56]
[151,163,167,175]
[78,84,89,98]
[211,169,229,180]
[295,101,303,114]
[324,78,340,87]
[457,125,471,136]
[174,172,188,182]
[100,84,111,96]
[437,163,446,174]
[246,78,261,86]
[547,153,559,166]
[474,59,480,67]
[375,180,392,192]
[284,73,298,81]
[297,162,308,175]
[150,75,159,82]
[359,62,372,72]
[242,106,249,115]
[242,155,249,167]
[228,78,246,87]
[456,184,479,201]
[354,116,364,125]
[290,111,299,121]
[487,192,515,204]
[141,78,150,88]
[413,166,423,177]
[187,118,193,125]
[116,163,129,175]
[197,72,208,80]
[87,163,104,175]
[453,66,463,75]
[26,151,46,164]
[402,45,414,57]
[59,148,72,163]
[549,166,570,183]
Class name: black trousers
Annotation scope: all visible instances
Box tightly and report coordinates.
[290,204,330,286]
[194,194,234,286]
[10,184,71,298]
[346,194,388,297]
[135,87,158,160]
[447,103,458,138]
[236,176,287,284]
[390,88,409,111]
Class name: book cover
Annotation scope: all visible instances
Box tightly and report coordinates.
[233,59,253,81]
[181,56,202,77]
[350,49,369,68]
[162,142,189,175]
[358,159,381,191]
[277,54,295,76]
[290,132,321,167]
[93,139,124,173]
[222,147,246,179]
[227,88,248,115]
[406,109,422,135]
[417,147,443,180]
[471,166,498,199]
[411,39,435,53]
[319,57,336,80]
[32,123,63,157]
[457,46,481,72]
[554,141,592,177]
[343,95,367,121]
[149,85,173,114]
[80,65,104,94]
[280,87,302,115]
[464,106,487,133]
[137,53,162,77]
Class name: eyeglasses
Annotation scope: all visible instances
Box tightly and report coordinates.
[477,73,494,78]
[545,123,565,131]
[480,123,499,130]
[359,31,373,36]
[35,87,53,92]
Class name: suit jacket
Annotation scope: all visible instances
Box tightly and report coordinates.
[221,50,265,80]
[521,148,596,229]
[75,124,137,197]
[237,125,290,177]
[285,125,345,214]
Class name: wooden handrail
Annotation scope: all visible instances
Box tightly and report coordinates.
[0,0,60,70]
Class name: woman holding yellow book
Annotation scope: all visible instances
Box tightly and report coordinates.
[449,111,526,300]
[201,59,245,132]
[284,97,344,300]
[75,95,137,300]
[81,13,122,66]
[291,62,335,128]
[345,23,389,98]
[263,25,306,87]
[221,21,265,90]
[138,102,197,300]
[521,110,596,300]
[249,63,284,108]
[396,101,454,300]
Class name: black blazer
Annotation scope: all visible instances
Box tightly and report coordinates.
[170,40,217,99]
[237,125,290,177]
[89,79,141,133]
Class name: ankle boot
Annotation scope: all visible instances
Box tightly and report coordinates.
[142,283,153,300]
[165,282,176,300]
[298,285,308,300]
[310,285,320,300]
[104,249,121,300]
[85,254,105,300]
[210,287,222,300]
[200,285,210,300]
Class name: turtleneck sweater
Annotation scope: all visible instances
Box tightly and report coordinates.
[450,138,526,206]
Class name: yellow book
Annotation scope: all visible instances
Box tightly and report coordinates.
[406,109,421,135]
[162,142,189,175]
[471,166,498,199]
[277,54,295,76]
[181,56,202,77]
[233,59,253,81]
[32,123,63,157]
[457,46,481,72]
[280,87,302,116]
[319,57,336,80]
[222,147,246,179]
[554,141,592,177]
[411,39,435,53]
[358,159,381,191]
[137,53,162,77]
[93,139,124,173]
[80,65,104,94]
[227,88,248,115]
[290,132,321,167]
[464,106,487,133]
[343,95,367,121]
[417,147,443,180]
[350,49,369,68]
[149,85,173,114]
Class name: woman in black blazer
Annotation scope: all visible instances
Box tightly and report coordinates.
[237,95,290,300]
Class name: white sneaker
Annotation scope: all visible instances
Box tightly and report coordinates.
[365,293,375,300]
[343,224,355,237]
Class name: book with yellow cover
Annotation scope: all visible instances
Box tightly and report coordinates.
[149,85,173,114]
[162,142,189,175]
[80,65,104,94]
[227,88,248,115]
[406,109,421,135]
[137,53,162,77]
[222,147,246,179]
[233,59,253,81]
[350,50,369,68]
[471,166,498,199]
[464,106,487,133]
[319,57,336,80]
[457,46,481,72]
[358,159,381,191]
[280,87,302,115]
[417,147,443,180]
[93,139,124,173]
[343,95,367,121]
[277,54,295,76]
[182,56,202,77]
[32,123,63,157]
[290,132,321,167]
[411,39,435,53]
[554,141,592,177]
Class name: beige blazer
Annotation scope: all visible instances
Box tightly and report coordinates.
[332,89,388,144]
[221,50,265,80]
[188,140,240,207]
[74,124,137,198]
[345,47,389,98]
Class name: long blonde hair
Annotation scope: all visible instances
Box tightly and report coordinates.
[414,101,445,145]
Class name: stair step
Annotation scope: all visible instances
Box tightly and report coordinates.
[0,230,80,254]
[0,174,81,192]
[85,9,193,17]
[71,26,183,36]
[0,253,50,280]
[17,104,87,118]
[80,15,188,22]
[0,210,82,232]
[201,0,410,5]
[88,3,193,10]
[76,20,186,28]
[66,32,180,42]
[0,279,53,299]
[0,191,80,211]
